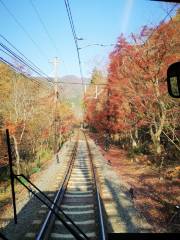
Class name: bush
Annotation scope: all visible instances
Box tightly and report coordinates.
[90,126,97,133]
[128,142,150,158]
[0,166,9,181]
[36,148,53,165]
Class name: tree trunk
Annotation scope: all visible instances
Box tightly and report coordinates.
[150,127,162,154]
[149,78,166,154]
[130,130,138,149]
[12,135,20,175]
[19,122,26,144]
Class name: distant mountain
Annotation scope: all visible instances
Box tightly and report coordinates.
[61,75,90,83]
[35,75,90,99]
[35,75,90,118]
[60,75,90,99]
[59,75,90,118]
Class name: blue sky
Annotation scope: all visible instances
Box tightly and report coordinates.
[0,0,178,78]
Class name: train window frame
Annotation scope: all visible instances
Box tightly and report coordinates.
[167,62,180,98]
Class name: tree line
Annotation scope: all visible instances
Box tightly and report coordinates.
[0,62,75,177]
[85,10,180,167]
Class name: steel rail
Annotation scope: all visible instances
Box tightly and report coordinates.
[36,132,89,240]
[83,131,107,240]
[15,174,84,240]
[16,173,86,240]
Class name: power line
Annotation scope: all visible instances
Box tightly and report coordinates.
[0,56,41,88]
[0,39,53,89]
[0,34,49,77]
[79,43,117,50]
[47,80,107,86]
[64,0,86,120]
[64,0,77,42]
[0,41,52,83]
[0,39,57,88]
[80,5,178,51]
[146,3,178,40]
[0,35,53,80]
[29,0,60,55]
[0,0,48,59]
[0,42,45,77]
[64,0,84,85]
[29,0,72,82]
[0,56,53,90]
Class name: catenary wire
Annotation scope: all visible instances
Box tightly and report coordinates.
[29,0,73,79]
[144,3,178,40]
[0,42,53,89]
[47,80,107,86]
[0,56,42,88]
[0,34,50,77]
[29,0,60,55]
[64,0,84,85]
[0,42,47,77]
[0,0,48,60]
[0,41,53,85]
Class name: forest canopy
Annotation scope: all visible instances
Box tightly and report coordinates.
[0,62,76,175]
[85,9,180,165]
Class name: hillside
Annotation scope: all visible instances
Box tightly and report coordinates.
[35,75,90,119]
[59,75,90,118]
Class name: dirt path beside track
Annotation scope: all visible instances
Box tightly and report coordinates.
[89,132,180,233]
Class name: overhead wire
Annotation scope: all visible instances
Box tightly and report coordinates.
[0,0,54,95]
[78,43,117,50]
[0,0,48,60]
[0,55,56,109]
[29,0,71,83]
[0,37,53,89]
[1,1,175,92]
[29,0,60,55]
[0,34,50,77]
[0,56,41,88]
[49,80,106,86]
[0,44,52,85]
[64,0,84,85]
[63,0,89,122]
[29,0,69,101]
[143,3,178,41]
[0,42,46,77]
[0,1,69,146]
[29,0,75,104]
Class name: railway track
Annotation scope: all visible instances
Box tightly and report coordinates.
[35,130,106,240]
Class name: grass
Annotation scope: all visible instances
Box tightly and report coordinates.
[0,147,53,211]
[36,148,53,165]
[0,183,11,208]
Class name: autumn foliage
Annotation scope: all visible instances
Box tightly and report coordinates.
[85,12,180,164]
[0,63,76,175]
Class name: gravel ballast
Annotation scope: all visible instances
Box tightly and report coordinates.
[1,140,75,240]
[87,136,153,233]
[1,135,153,239]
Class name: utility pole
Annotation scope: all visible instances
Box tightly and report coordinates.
[49,57,60,163]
